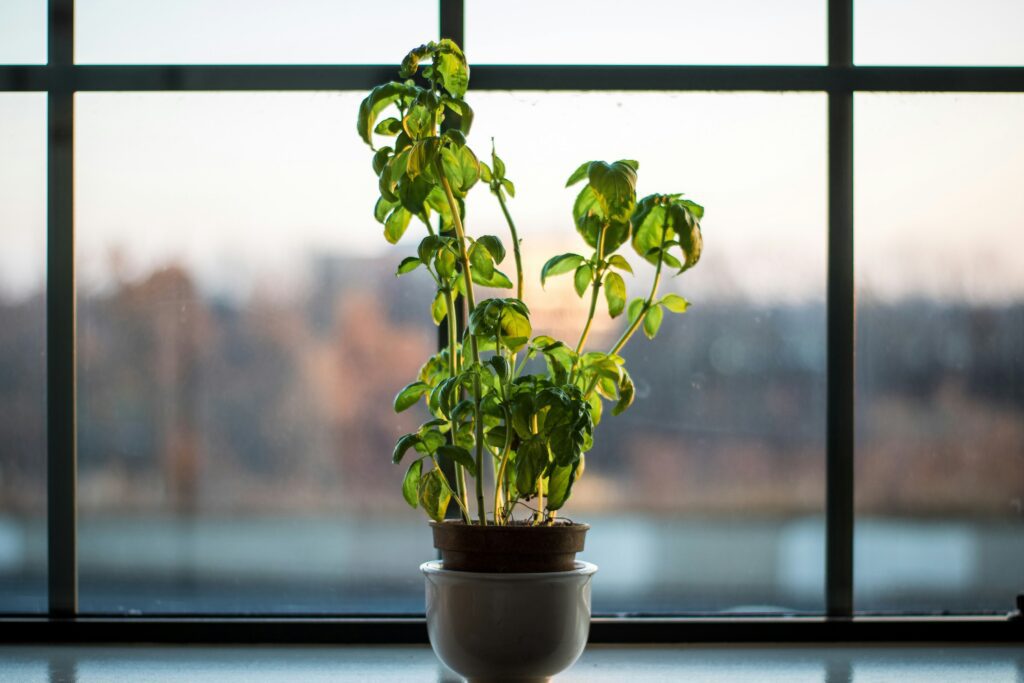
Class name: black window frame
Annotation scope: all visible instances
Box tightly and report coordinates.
[1,0,1023,643]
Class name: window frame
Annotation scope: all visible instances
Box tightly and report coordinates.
[0,0,1022,641]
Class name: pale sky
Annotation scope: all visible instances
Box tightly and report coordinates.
[1,1,1023,303]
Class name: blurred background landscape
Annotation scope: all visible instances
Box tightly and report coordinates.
[1,1,1022,616]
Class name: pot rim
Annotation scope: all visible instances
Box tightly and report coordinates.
[420,560,597,579]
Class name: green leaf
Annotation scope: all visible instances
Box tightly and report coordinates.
[442,129,467,148]
[397,174,433,221]
[374,196,398,224]
[384,207,412,244]
[488,355,511,382]
[440,145,480,195]
[627,298,646,325]
[418,468,451,522]
[587,160,637,223]
[378,162,397,203]
[406,138,441,180]
[402,459,423,508]
[607,254,633,274]
[501,178,515,197]
[612,369,635,416]
[545,461,579,511]
[479,161,493,183]
[357,82,410,148]
[394,381,430,412]
[393,433,420,464]
[603,220,631,254]
[660,293,690,313]
[431,291,448,325]
[661,250,683,270]
[402,105,433,140]
[643,304,664,339]
[396,256,422,276]
[469,242,495,279]
[437,444,477,478]
[492,152,506,179]
[572,185,605,248]
[455,99,474,135]
[374,117,403,136]
[372,147,392,176]
[540,253,584,287]
[574,264,592,298]
[604,271,626,318]
[470,268,513,289]
[515,437,549,496]
[435,39,469,98]
[435,246,456,279]
[399,44,429,78]
[417,428,446,455]
[477,235,506,264]
[565,161,591,187]
[680,198,704,220]
[418,235,443,263]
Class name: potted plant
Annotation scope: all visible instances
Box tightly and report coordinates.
[357,39,703,682]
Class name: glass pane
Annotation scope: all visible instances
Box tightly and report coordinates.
[76,93,435,613]
[0,93,47,613]
[855,93,1024,612]
[467,0,826,65]
[465,92,827,613]
[856,0,1024,65]
[0,0,46,64]
[75,0,437,64]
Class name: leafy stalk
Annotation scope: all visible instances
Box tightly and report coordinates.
[435,156,487,525]
[431,455,472,520]
[574,225,607,355]
[608,224,669,357]
[494,188,524,301]
[493,406,514,525]
[443,287,471,524]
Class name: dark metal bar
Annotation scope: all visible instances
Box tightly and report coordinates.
[46,0,78,617]
[439,0,465,49]
[826,0,855,618]
[0,615,1020,644]
[3,65,1023,94]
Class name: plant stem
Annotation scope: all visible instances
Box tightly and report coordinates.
[494,189,524,302]
[493,407,514,525]
[436,156,486,525]
[574,225,607,356]
[431,455,471,520]
[529,414,545,525]
[608,222,670,357]
[443,288,471,524]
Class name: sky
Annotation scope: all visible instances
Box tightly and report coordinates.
[0,1,1023,303]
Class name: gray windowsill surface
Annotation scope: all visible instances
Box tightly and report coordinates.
[2,644,1023,682]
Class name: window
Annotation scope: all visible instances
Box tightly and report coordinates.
[1,0,1021,630]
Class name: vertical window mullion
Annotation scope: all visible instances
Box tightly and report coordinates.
[826,0,855,617]
[47,0,77,617]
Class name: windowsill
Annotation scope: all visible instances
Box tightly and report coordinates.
[3,643,1023,682]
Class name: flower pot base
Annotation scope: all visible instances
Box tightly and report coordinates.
[422,560,597,682]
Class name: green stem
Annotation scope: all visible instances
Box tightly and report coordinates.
[608,229,669,357]
[494,188,524,302]
[443,288,471,524]
[492,407,514,525]
[436,156,486,525]
[530,414,545,525]
[575,225,607,355]
[431,455,471,520]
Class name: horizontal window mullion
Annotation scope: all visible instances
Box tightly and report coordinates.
[1,65,1023,93]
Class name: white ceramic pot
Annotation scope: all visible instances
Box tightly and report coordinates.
[421,560,598,683]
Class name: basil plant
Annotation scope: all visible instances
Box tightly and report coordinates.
[357,40,704,526]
